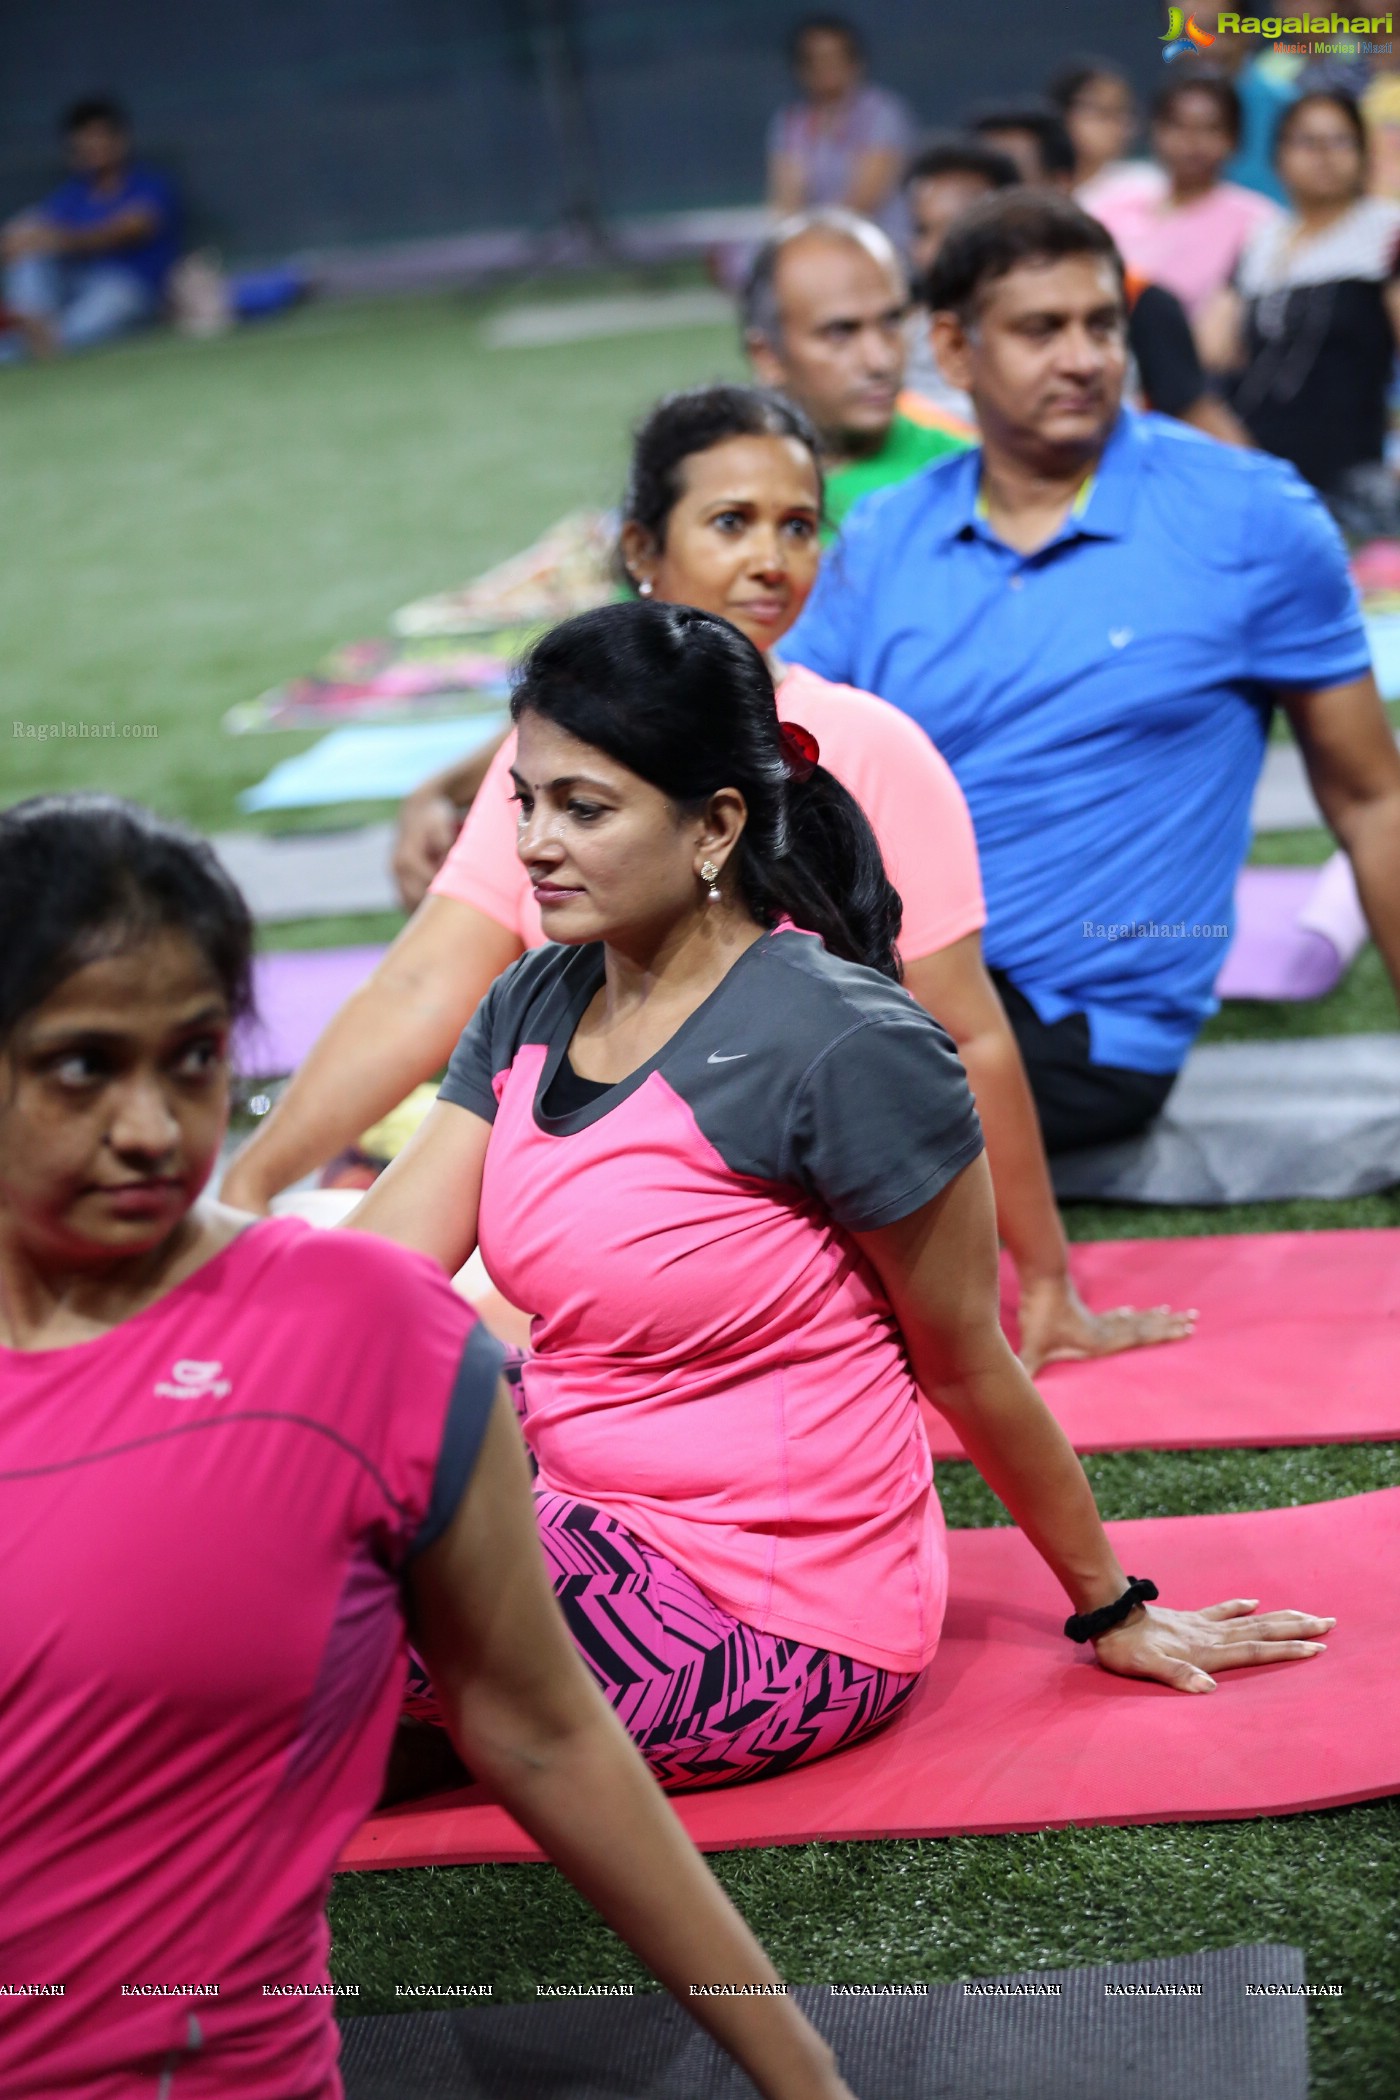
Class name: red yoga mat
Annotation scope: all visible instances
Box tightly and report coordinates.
[917,1229,1400,1461]
[339,1489,1399,1869]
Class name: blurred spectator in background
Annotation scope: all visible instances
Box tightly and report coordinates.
[903,137,1020,414]
[1199,91,1400,531]
[969,102,1078,188]
[912,117,1247,445]
[1092,75,1280,319]
[1,97,179,359]
[767,16,915,248]
[1362,45,1400,200]
[1045,59,1149,212]
[741,208,969,532]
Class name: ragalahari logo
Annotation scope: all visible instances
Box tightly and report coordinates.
[1161,8,1219,56]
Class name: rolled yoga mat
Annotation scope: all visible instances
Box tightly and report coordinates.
[1215,855,1367,1002]
[340,1488,1399,1866]
[337,1945,1308,2100]
[920,1229,1400,1459]
[1050,1033,1400,1206]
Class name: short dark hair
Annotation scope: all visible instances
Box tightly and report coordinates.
[512,603,902,979]
[1273,87,1366,163]
[788,13,866,66]
[623,384,823,553]
[62,95,129,135]
[0,794,255,1047]
[739,207,902,346]
[904,134,1021,195]
[969,102,1077,179]
[1045,58,1131,114]
[925,188,1125,318]
[1151,71,1243,146]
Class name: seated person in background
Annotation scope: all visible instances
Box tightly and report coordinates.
[225,385,1185,1373]
[902,136,1021,411]
[1045,58,1148,211]
[963,104,1250,445]
[348,602,1328,1787]
[1199,91,1400,530]
[0,794,854,2100]
[785,192,1400,1153]
[1090,73,1280,321]
[1,97,179,358]
[740,207,971,534]
[766,14,915,247]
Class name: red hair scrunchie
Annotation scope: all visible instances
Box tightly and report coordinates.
[779,721,820,782]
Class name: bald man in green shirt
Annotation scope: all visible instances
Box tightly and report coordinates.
[741,206,971,534]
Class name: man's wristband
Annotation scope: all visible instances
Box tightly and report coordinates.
[1063,1577,1158,1644]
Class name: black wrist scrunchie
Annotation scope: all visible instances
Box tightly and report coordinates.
[1064,1576,1159,1644]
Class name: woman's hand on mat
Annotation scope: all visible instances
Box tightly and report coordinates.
[1016,1274,1194,1377]
[1091,1599,1336,1693]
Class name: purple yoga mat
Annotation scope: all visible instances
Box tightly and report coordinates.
[231,856,1364,1079]
[1216,856,1367,1002]
[235,945,388,1076]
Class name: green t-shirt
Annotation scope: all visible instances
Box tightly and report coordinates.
[823,411,970,537]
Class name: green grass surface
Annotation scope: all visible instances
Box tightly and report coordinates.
[8,296,1398,2093]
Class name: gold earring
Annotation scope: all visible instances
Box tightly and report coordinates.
[699,859,721,902]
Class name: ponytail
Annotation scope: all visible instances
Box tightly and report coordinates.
[511,602,904,979]
[736,761,902,981]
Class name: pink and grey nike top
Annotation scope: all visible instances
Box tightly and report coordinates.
[0,1218,503,2098]
[441,927,984,1676]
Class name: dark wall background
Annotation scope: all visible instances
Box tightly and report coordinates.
[0,1,1164,259]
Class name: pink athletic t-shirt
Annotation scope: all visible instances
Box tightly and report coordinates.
[0,1218,502,2099]
[429,664,986,962]
[1091,172,1281,316]
[440,930,985,1674]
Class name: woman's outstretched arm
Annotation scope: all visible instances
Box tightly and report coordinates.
[855,1157,1334,1693]
[408,1388,856,2100]
[221,896,520,1214]
[903,938,1191,1375]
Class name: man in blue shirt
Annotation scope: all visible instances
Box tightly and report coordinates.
[786,189,1400,1152]
[2,98,180,358]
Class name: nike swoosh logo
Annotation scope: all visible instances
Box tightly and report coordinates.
[707,1051,748,1064]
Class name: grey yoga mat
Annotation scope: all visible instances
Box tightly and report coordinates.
[337,1944,1307,2100]
[209,825,400,923]
[1051,1033,1400,1205]
[1252,730,1400,834]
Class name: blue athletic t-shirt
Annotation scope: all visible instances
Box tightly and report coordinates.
[786,410,1370,1072]
[44,164,181,292]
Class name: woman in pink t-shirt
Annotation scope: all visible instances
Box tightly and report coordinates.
[0,796,863,2100]
[225,385,1186,1378]
[352,600,1327,1785]
[1091,73,1279,319]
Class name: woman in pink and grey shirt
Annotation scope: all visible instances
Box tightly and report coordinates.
[225,385,1186,1378]
[353,600,1327,1791]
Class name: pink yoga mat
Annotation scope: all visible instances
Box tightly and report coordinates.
[339,1488,1398,1867]
[235,945,388,1076]
[1216,857,1367,1002]
[920,1230,1400,1461]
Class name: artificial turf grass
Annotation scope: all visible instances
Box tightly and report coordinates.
[327,1438,1400,2097]
[1,287,742,835]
